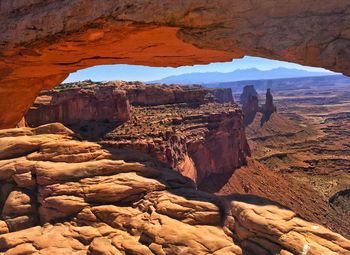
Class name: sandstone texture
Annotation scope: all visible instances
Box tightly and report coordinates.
[115,81,234,106]
[1,1,350,127]
[0,123,349,254]
[209,88,235,104]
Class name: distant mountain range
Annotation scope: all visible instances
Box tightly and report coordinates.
[149,68,334,85]
[202,75,350,94]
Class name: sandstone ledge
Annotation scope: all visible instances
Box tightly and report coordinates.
[0,123,348,254]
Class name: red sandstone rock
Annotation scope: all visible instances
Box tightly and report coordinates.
[25,85,130,128]
[0,123,348,254]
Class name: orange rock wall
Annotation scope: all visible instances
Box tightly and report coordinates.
[1,1,350,128]
[25,86,130,127]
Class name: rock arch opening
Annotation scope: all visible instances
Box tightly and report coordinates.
[1,0,350,128]
[1,1,350,253]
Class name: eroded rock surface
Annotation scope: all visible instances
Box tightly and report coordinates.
[0,123,349,254]
[101,102,250,185]
[25,84,130,128]
[1,1,350,127]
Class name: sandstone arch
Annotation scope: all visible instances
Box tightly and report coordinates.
[1,0,350,128]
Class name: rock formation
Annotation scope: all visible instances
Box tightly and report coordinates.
[1,1,350,128]
[261,88,277,124]
[114,81,233,106]
[240,85,260,125]
[24,82,234,137]
[25,85,130,127]
[116,82,210,106]
[0,123,349,254]
[208,88,234,103]
[101,102,250,185]
[240,86,277,125]
[24,82,245,185]
[263,89,276,114]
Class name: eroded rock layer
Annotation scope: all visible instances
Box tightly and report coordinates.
[0,123,349,254]
[24,81,246,185]
[25,85,130,127]
[1,1,350,127]
[24,82,235,140]
[102,102,250,185]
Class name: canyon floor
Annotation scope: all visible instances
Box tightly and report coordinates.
[241,83,350,238]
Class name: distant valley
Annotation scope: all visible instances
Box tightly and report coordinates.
[203,74,350,94]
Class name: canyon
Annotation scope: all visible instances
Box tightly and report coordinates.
[24,82,246,185]
[6,80,346,251]
[1,1,350,254]
[240,81,350,239]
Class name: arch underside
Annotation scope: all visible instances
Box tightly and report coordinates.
[1,0,350,128]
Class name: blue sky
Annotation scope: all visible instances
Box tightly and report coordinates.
[64,56,333,83]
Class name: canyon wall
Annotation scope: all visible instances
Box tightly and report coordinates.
[1,1,350,128]
[102,105,250,185]
[24,82,245,185]
[25,86,130,127]
[208,88,234,103]
[118,82,209,106]
[24,82,233,126]
[186,111,249,183]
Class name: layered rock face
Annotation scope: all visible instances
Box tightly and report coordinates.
[102,102,250,185]
[24,82,234,137]
[0,123,349,254]
[25,85,130,127]
[1,1,350,128]
[117,82,209,106]
[24,82,245,185]
[240,86,260,125]
[113,81,233,106]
